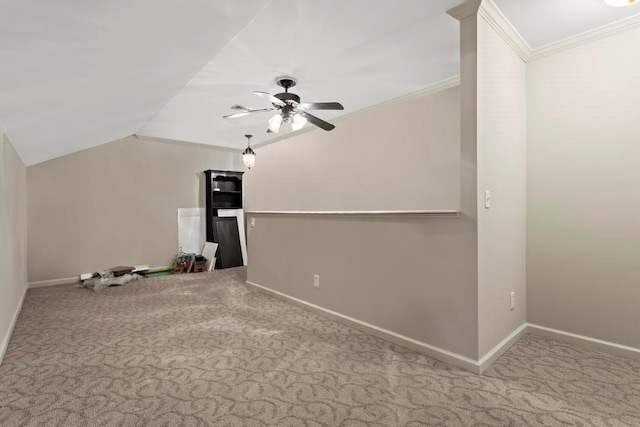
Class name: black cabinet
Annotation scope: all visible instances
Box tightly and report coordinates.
[204,170,244,269]
[205,169,243,211]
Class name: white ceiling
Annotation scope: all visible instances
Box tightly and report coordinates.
[494,0,640,49]
[1,0,639,165]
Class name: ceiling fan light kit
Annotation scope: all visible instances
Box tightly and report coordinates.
[267,113,283,133]
[291,113,307,131]
[223,76,344,133]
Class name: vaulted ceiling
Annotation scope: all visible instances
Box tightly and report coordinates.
[1,0,638,165]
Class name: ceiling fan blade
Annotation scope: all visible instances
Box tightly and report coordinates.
[253,91,285,106]
[300,102,344,111]
[223,107,275,119]
[298,111,335,131]
[223,112,252,119]
[254,91,285,106]
[231,104,251,111]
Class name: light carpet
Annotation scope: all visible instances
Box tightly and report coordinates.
[1,267,639,426]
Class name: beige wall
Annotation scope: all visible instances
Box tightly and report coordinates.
[476,15,527,357]
[245,87,461,212]
[246,86,482,360]
[27,136,243,282]
[248,214,478,358]
[527,27,640,348]
[0,129,27,362]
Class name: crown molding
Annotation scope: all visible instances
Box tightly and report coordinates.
[452,0,640,63]
[528,13,640,62]
[346,75,461,112]
[446,0,532,62]
[447,0,482,21]
[133,134,244,153]
[478,0,532,62]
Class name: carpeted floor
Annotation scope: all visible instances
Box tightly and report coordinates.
[1,267,640,426]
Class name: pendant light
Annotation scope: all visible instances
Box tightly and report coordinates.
[242,134,256,169]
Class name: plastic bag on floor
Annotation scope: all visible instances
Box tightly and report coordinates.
[82,272,140,292]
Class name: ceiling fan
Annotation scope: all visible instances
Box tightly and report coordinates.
[223,77,344,132]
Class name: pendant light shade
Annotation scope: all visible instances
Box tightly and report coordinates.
[242,134,255,169]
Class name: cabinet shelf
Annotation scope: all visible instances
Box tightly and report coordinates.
[211,205,242,209]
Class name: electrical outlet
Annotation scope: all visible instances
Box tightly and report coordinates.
[313,274,320,288]
[250,217,256,227]
[510,291,515,311]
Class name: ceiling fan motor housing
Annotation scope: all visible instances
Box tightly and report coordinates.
[274,92,300,104]
[274,91,300,122]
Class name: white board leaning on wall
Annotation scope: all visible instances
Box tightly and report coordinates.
[177,207,247,266]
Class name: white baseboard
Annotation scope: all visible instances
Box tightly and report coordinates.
[478,323,529,373]
[0,286,27,365]
[246,282,640,369]
[527,323,640,362]
[247,280,529,374]
[28,276,79,289]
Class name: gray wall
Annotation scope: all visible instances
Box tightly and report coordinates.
[247,213,479,359]
[27,136,243,282]
[0,129,27,362]
[246,86,481,360]
[527,27,640,348]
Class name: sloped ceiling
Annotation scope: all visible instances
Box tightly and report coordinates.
[0,0,639,165]
[138,0,462,149]
[0,0,271,165]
